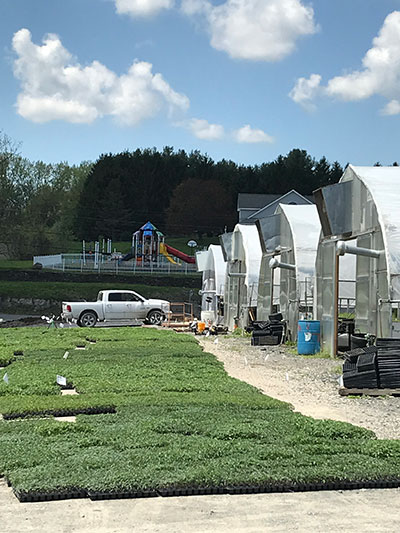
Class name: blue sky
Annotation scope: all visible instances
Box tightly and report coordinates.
[1,0,400,167]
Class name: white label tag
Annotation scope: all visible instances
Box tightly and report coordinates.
[56,375,67,386]
[304,332,312,342]
[3,373,9,385]
[63,351,69,359]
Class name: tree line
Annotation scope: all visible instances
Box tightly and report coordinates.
[75,147,343,240]
[0,132,91,258]
[1,131,345,257]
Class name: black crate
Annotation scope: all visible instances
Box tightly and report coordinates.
[356,351,377,373]
[343,369,378,389]
[251,336,280,346]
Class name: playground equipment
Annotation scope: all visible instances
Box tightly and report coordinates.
[82,239,112,266]
[123,221,196,265]
[160,242,178,264]
[162,244,195,264]
[124,221,164,264]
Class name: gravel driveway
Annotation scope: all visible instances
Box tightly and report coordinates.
[199,335,400,440]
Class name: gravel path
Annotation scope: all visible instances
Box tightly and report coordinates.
[199,335,400,440]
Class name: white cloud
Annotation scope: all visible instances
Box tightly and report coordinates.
[180,0,205,16]
[382,99,400,115]
[12,28,189,125]
[181,0,317,61]
[289,73,321,110]
[291,11,400,114]
[185,118,225,140]
[233,125,274,144]
[115,0,174,17]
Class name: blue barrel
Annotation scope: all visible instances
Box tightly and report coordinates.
[297,320,320,355]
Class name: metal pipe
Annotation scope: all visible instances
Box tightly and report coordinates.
[337,241,383,259]
[270,265,275,315]
[333,251,339,357]
[269,257,296,271]
[228,272,246,277]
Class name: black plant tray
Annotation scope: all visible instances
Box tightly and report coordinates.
[14,488,87,503]
[11,478,400,503]
[343,348,365,363]
[88,489,157,500]
[3,405,116,420]
[158,486,225,497]
[58,383,75,390]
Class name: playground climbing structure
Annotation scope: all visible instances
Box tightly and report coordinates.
[123,221,196,265]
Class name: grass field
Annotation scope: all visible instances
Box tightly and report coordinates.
[0,260,32,270]
[0,280,193,303]
[0,236,218,272]
[66,236,219,256]
[1,327,400,497]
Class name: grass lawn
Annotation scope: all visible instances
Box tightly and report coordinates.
[0,280,192,303]
[0,236,218,272]
[1,327,400,498]
[0,260,32,270]
[66,236,219,256]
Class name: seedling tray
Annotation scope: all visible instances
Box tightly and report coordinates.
[3,405,116,420]
[12,479,400,503]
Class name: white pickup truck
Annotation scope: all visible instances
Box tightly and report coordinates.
[62,290,170,327]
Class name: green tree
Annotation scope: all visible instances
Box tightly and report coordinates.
[166,179,236,235]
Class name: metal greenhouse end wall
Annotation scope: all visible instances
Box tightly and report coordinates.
[315,165,400,355]
[256,204,321,341]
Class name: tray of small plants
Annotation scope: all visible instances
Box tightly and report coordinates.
[2,327,400,502]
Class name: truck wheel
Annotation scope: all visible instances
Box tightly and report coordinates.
[146,310,164,325]
[78,311,97,327]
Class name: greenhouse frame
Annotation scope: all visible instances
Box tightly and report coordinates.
[256,204,321,340]
[195,245,226,325]
[315,165,400,355]
[219,225,262,330]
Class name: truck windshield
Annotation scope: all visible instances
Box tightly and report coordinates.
[97,291,103,301]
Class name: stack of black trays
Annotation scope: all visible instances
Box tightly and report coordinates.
[342,346,378,388]
[375,338,400,388]
[250,314,285,346]
[342,339,400,389]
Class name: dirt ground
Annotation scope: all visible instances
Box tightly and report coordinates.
[199,335,400,440]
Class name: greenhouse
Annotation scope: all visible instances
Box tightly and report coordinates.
[219,225,262,330]
[195,245,226,325]
[256,204,321,341]
[315,165,400,355]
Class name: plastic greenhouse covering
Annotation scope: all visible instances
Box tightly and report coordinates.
[196,245,226,324]
[316,165,400,353]
[220,224,262,330]
[257,204,321,339]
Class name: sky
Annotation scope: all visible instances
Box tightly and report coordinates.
[2,0,400,168]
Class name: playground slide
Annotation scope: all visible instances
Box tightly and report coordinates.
[165,244,196,264]
[121,252,133,261]
[159,243,179,264]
